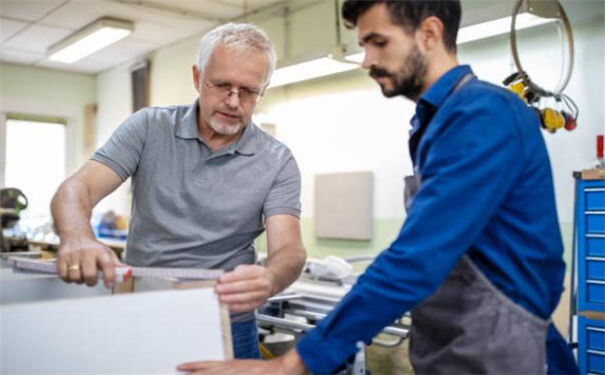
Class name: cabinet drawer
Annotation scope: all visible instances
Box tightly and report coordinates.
[587,258,605,281]
[586,188,605,211]
[587,281,605,305]
[587,213,605,234]
[587,235,605,257]
[578,317,605,375]
[587,326,605,352]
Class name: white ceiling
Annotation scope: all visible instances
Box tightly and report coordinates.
[0,0,601,75]
[0,0,287,74]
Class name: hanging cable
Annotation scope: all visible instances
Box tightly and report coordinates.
[503,0,579,133]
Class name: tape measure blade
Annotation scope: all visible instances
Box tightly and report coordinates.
[9,257,57,274]
[8,258,222,281]
[130,267,223,280]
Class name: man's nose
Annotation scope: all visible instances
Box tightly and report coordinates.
[225,91,240,107]
[361,52,374,70]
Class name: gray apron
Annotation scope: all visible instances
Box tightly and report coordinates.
[404,74,549,374]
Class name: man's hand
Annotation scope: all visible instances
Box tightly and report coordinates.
[214,264,275,313]
[56,237,123,288]
[177,348,306,375]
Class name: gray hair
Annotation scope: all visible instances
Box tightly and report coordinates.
[196,22,276,86]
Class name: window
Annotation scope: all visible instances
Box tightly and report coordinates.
[4,118,66,224]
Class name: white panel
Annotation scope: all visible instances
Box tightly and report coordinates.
[460,0,513,27]
[289,1,337,58]
[3,24,72,53]
[144,0,243,19]
[1,287,227,373]
[0,270,110,305]
[218,0,282,9]
[41,1,142,29]
[0,0,65,22]
[315,171,374,240]
[0,47,43,64]
[43,1,217,31]
[131,19,215,46]
[0,17,27,43]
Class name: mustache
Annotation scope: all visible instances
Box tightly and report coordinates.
[217,109,242,117]
[369,66,391,79]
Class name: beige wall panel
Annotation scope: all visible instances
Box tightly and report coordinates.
[315,171,374,240]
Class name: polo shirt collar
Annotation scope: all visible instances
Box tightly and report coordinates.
[232,121,257,156]
[175,99,200,140]
[175,99,257,156]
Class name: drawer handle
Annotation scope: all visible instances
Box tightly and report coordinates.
[587,349,605,355]
[587,327,605,334]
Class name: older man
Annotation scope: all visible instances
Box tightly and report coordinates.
[178,1,576,374]
[51,23,306,359]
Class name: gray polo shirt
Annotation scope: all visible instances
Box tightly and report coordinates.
[92,100,301,320]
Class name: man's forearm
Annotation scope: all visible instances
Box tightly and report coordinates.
[266,244,306,296]
[51,179,95,241]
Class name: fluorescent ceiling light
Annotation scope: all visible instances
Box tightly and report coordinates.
[457,12,556,44]
[344,12,557,63]
[269,57,358,88]
[48,18,134,64]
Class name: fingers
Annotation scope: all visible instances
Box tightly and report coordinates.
[56,238,119,288]
[67,260,83,284]
[82,254,99,286]
[218,264,264,283]
[97,252,116,288]
[57,257,68,281]
[225,302,262,313]
[215,265,274,312]
[177,359,289,375]
[177,361,214,371]
[215,279,270,295]
[218,290,267,303]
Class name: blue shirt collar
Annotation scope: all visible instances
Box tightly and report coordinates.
[410,65,474,132]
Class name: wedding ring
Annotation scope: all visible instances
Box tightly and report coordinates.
[68,264,81,271]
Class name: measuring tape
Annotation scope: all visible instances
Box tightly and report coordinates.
[7,257,224,281]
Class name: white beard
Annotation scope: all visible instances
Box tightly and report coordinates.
[209,117,243,135]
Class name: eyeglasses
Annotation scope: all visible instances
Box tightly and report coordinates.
[204,81,264,104]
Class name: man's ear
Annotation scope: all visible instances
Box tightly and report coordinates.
[417,16,445,53]
[192,65,201,93]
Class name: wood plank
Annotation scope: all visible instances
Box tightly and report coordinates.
[580,168,605,180]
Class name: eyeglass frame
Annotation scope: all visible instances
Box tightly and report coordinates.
[204,80,267,104]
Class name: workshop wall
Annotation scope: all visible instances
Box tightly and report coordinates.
[0,63,96,179]
[94,64,134,217]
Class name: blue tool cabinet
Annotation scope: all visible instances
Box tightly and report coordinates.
[573,169,605,375]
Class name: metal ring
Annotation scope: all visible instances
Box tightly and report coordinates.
[68,264,81,271]
[510,0,574,97]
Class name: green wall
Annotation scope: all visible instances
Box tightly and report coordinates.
[257,219,575,274]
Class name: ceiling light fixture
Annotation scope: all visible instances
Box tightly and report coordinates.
[344,12,557,64]
[268,56,358,89]
[48,17,134,64]
[457,12,556,44]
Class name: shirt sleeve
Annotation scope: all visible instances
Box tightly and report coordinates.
[296,94,526,374]
[263,150,302,218]
[91,109,149,181]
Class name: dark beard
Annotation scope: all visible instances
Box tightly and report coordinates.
[369,44,428,100]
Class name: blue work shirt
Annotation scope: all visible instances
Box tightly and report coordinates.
[296,65,567,373]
